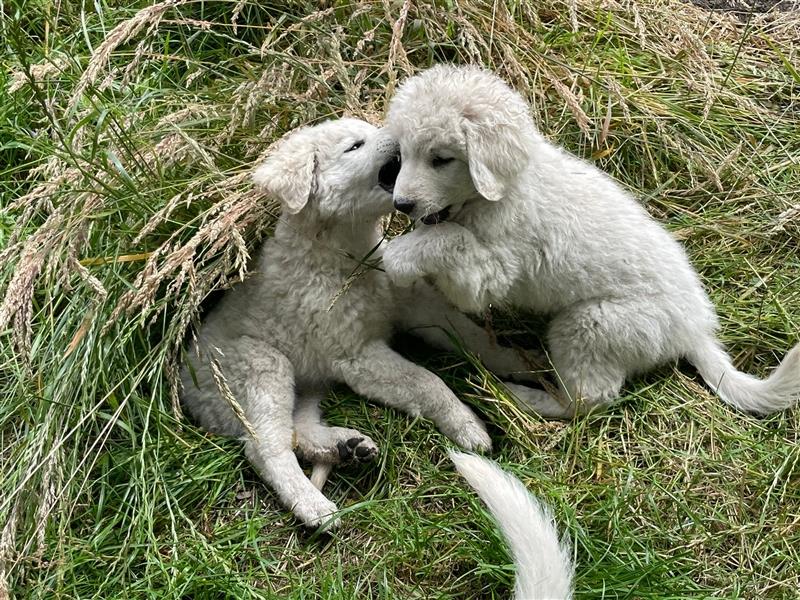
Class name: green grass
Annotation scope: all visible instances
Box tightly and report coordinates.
[1,0,799,598]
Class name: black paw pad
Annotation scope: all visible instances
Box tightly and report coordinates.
[336,437,376,463]
[355,445,375,459]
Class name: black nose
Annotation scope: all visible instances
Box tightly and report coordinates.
[394,198,415,214]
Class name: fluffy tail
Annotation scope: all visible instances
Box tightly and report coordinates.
[450,451,573,600]
[687,337,800,415]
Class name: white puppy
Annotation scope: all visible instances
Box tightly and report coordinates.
[383,65,800,418]
[181,117,536,527]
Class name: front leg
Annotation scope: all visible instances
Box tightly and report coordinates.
[335,341,491,451]
[382,223,512,313]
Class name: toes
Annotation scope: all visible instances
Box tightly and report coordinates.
[450,420,492,452]
[384,262,421,288]
[336,436,378,463]
[347,436,364,449]
[294,497,339,529]
[437,406,492,452]
[355,444,376,460]
[337,438,359,460]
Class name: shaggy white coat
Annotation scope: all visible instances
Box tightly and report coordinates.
[383,64,800,417]
[180,118,536,527]
[451,452,573,599]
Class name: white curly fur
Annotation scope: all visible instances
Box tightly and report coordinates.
[383,64,800,417]
[180,117,540,528]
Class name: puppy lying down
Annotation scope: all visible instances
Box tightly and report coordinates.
[180,118,537,527]
[383,64,800,418]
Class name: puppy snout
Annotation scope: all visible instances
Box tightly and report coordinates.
[375,129,399,152]
[393,197,416,214]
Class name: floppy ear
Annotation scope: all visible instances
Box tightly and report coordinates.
[462,118,529,202]
[252,133,317,214]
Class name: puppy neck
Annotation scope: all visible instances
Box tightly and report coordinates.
[275,212,384,263]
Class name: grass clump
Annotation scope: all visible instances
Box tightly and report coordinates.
[1,0,799,598]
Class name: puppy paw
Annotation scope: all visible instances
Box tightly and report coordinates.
[436,406,492,452]
[450,419,492,452]
[382,235,428,287]
[296,426,379,465]
[336,435,379,464]
[382,253,426,288]
[293,495,339,529]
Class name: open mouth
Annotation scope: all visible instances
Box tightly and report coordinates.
[378,155,401,193]
[421,205,451,225]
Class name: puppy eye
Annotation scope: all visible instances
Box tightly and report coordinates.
[344,140,365,153]
[431,156,453,168]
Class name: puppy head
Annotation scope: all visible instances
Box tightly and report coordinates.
[253,118,400,221]
[386,65,538,223]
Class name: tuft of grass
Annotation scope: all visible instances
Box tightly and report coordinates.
[1,1,798,598]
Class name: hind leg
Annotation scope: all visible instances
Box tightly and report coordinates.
[546,298,675,413]
[204,338,339,528]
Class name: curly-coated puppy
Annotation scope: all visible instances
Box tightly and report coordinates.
[181,118,535,527]
[383,64,800,418]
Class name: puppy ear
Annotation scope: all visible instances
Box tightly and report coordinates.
[252,132,317,214]
[462,118,529,202]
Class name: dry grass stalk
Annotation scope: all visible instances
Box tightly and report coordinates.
[224,65,290,143]
[772,204,800,233]
[568,0,580,32]
[453,20,484,63]
[260,7,337,55]
[66,249,108,303]
[109,174,268,326]
[605,76,632,123]
[0,214,64,356]
[543,70,592,136]
[382,0,413,100]
[32,453,59,561]
[210,354,259,440]
[7,161,79,214]
[7,56,70,94]
[230,0,247,34]
[68,0,190,111]
[121,40,153,88]
[321,29,361,113]
[0,499,20,600]
[627,0,647,46]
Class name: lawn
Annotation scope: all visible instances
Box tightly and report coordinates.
[1,1,799,598]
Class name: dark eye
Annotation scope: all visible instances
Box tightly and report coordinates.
[431,156,453,168]
[344,140,365,153]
